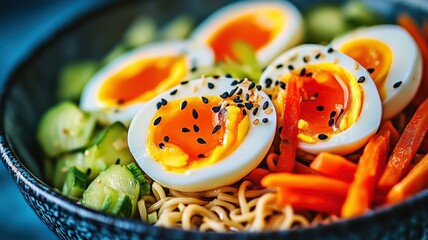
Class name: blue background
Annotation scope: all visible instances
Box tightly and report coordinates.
[0,1,106,239]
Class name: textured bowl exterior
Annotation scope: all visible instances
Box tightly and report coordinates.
[1,1,428,239]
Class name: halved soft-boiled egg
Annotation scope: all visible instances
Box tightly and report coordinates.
[128,76,276,192]
[80,41,214,125]
[331,25,422,120]
[191,1,304,65]
[260,44,382,155]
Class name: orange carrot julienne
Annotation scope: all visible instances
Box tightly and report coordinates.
[381,120,400,150]
[310,152,357,183]
[342,131,390,218]
[245,168,270,185]
[418,133,428,154]
[293,161,319,175]
[378,98,428,193]
[276,75,300,172]
[386,154,428,204]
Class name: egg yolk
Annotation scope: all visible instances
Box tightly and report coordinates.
[147,96,250,173]
[98,56,187,107]
[278,63,363,143]
[207,9,286,62]
[339,39,392,101]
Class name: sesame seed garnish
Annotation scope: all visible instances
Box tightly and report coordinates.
[159,143,165,149]
[161,98,167,105]
[358,76,366,83]
[243,109,247,116]
[213,75,220,79]
[201,96,209,104]
[265,78,273,88]
[192,109,199,119]
[170,89,178,95]
[262,118,269,123]
[268,94,272,100]
[318,134,328,140]
[182,128,190,133]
[193,124,200,132]
[153,116,162,126]
[310,92,319,101]
[367,68,375,74]
[327,48,334,53]
[333,58,339,64]
[330,111,337,118]
[156,102,162,110]
[353,62,359,70]
[303,56,310,63]
[208,82,215,89]
[300,68,306,76]
[316,106,324,111]
[315,53,321,59]
[252,107,259,116]
[288,65,294,70]
[164,136,169,142]
[236,88,243,95]
[248,82,256,90]
[238,79,245,84]
[198,154,205,158]
[220,92,229,99]
[245,102,254,110]
[191,66,197,72]
[181,80,189,85]
[306,72,313,77]
[233,96,243,103]
[279,82,286,90]
[210,125,220,135]
[197,138,206,144]
[225,73,232,78]
[276,64,284,69]
[253,119,260,125]
[263,101,269,110]
[180,100,187,110]
[245,93,250,101]
[256,85,262,91]
[237,103,245,108]
[264,108,273,115]
[86,168,92,176]
[229,86,238,96]
[231,80,239,86]
[328,119,334,127]
[393,81,402,88]
[212,106,220,113]
[278,126,283,134]
[191,85,198,92]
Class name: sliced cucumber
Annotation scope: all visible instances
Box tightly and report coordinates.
[37,101,97,157]
[62,166,87,199]
[124,16,156,48]
[127,163,150,197]
[147,211,158,224]
[159,14,194,40]
[56,60,99,101]
[82,165,140,217]
[53,151,87,189]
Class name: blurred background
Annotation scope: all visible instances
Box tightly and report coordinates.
[0,1,106,239]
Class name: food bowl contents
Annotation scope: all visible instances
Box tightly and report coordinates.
[36,0,428,233]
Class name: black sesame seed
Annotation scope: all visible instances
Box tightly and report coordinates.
[245,102,254,110]
[164,136,169,142]
[156,102,162,110]
[276,64,284,69]
[229,86,238,96]
[170,89,178,95]
[327,48,334,53]
[208,82,215,89]
[237,103,245,108]
[220,92,229,99]
[248,82,256,90]
[315,53,321,59]
[225,73,232,78]
[212,106,221,113]
[198,154,205,158]
[243,109,247,116]
[306,72,313,77]
[86,168,92,176]
[197,138,206,144]
[245,93,250,101]
[201,96,209,104]
[288,65,294,70]
[265,78,273,88]
[367,68,375,74]
[318,134,328,140]
[180,100,187,110]
[358,76,366,83]
[238,79,245,84]
[303,56,310,63]
[212,125,221,134]
[316,106,324,111]
[393,81,402,88]
[299,68,306,76]
[181,80,189,85]
[115,158,121,165]
[159,143,165,149]
[268,94,272,100]
[263,101,269,110]
[279,82,286,90]
[233,96,243,103]
[153,116,162,126]
[328,119,335,127]
[191,66,198,72]
[275,80,279,86]
[192,109,199,119]
[236,88,243,95]
[330,111,337,118]
[231,80,239,86]
[213,75,220,79]
[161,98,167,105]
[262,118,269,123]
[182,128,190,133]
[256,85,262,91]
[193,124,200,132]
[252,107,259,116]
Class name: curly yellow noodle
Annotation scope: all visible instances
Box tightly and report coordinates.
[181,204,220,230]
[152,182,166,201]
[137,199,147,223]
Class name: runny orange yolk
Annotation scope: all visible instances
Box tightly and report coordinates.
[147,96,250,173]
[98,55,187,107]
[339,39,392,101]
[279,63,362,143]
[207,9,286,62]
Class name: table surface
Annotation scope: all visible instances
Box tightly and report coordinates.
[0,1,105,239]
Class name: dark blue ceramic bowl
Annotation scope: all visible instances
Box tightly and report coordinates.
[1,1,428,239]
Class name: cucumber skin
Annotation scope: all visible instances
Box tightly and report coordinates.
[62,166,87,199]
[127,163,151,197]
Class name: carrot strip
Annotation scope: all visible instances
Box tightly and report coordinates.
[418,133,428,154]
[245,168,270,185]
[386,154,428,204]
[276,75,300,172]
[294,161,319,174]
[398,14,428,106]
[310,152,357,183]
[381,120,400,149]
[378,98,428,193]
[342,132,390,218]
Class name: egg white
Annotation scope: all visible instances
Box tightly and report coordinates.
[331,25,422,120]
[128,76,276,192]
[191,0,304,65]
[260,44,382,155]
[80,40,214,126]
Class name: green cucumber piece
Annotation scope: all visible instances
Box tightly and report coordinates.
[124,16,156,48]
[147,212,158,224]
[127,163,150,197]
[56,60,98,101]
[342,0,380,26]
[82,165,140,217]
[53,151,87,189]
[62,166,87,199]
[159,14,194,40]
[37,101,96,157]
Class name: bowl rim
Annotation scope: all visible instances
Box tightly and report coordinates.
[0,0,427,238]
